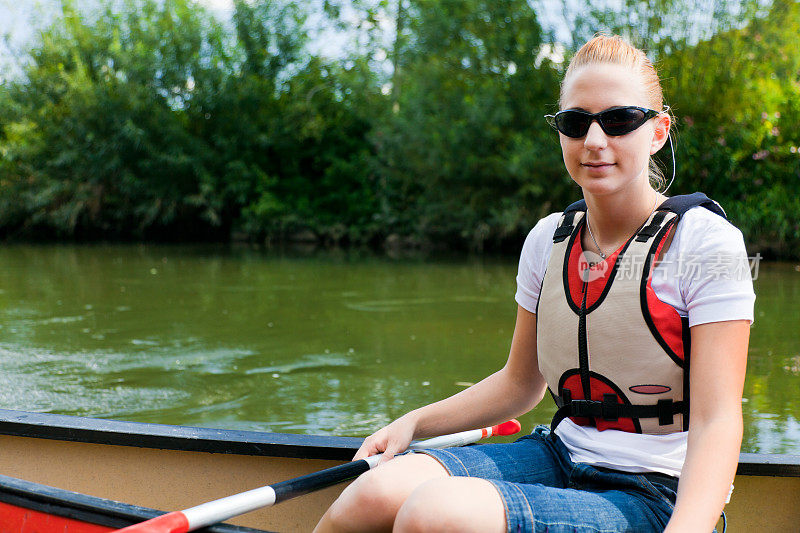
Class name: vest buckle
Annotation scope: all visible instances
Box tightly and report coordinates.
[657,399,675,426]
[601,394,620,421]
[569,399,597,418]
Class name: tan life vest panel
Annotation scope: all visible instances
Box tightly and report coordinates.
[536,193,727,435]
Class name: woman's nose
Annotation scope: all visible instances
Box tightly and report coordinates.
[583,121,608,150]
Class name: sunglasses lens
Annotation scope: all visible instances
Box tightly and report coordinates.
[600,107,647,135]
[552,107,655,137]
[555,112,590,138]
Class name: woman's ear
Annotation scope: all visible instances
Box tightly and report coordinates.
[650,112,671,155]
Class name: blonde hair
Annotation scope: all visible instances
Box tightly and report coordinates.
[560,35,670,190]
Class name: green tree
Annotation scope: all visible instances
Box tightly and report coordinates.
[0,0,382,244]
[0,0,227,239]
[563,0,800,257]
[566,0,765,52]
[661,0,800,256]
[375,0,563,250]
[224,0,383,243]
[1,0,798,256]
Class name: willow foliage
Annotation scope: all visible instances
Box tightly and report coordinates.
[0,0,798,255]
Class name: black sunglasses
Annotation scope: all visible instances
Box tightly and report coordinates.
[545,106,661,138]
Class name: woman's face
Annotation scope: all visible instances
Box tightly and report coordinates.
[559,63,665,198]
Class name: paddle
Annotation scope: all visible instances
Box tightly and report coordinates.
[115,419,522,533]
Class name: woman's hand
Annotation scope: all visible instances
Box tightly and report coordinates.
[353,412,419,463]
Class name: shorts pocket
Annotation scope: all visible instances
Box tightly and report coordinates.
[635,475,677,511]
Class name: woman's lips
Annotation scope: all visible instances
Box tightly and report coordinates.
[582,162,615,172]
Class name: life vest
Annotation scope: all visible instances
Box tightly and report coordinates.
[536,192,726,435]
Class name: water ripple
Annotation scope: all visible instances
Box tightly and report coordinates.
[245,353,352,375]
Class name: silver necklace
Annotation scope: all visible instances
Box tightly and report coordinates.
[585,195,659,259]
[585,216,607,259]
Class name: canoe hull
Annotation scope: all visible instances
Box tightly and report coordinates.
[0,433,345,531]
[0,410,797,532]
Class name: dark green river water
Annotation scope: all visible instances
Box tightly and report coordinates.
[0,244,797,454]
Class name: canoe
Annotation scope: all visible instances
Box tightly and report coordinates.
[0,473,266,532]
[0,409,797,532]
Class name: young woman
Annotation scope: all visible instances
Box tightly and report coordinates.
[315,35,754,533]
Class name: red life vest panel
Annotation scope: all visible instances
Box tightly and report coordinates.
[536,193,726,435]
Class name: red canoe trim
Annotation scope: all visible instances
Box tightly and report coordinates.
[0,501,113,533]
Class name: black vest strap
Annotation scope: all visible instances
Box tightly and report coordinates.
[560,192,726,219]
[553,211,579,243]
[635,211,669,242]
[549,394,688,434]
[564,199,587,213]
[657,192,727,219]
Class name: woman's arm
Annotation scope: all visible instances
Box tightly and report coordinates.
[353,305,548,461]
[664,319,750,532]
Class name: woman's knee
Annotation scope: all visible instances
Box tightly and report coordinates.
[394,477,506,533]
[322,471,398,530]
[319,454,448,531]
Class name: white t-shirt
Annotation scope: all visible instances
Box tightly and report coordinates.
[515,205,756,478]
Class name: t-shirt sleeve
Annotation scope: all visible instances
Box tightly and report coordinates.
[515,213,561,314]
[676,210,756,327]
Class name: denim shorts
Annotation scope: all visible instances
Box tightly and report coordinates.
[414,425,678,533]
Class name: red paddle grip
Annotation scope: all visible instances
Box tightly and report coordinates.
[114,511,190,533]
[491,419,522,436]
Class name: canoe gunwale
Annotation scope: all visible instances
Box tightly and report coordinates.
[1,409,799,478]
[0,408,362,461]
[737,453,800,477]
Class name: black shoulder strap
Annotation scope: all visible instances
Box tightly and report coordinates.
[564,199,587,214]
[635,211,669,242]
[563,193,725,219]
[552,199,586,243]
[555,193,726,244]
[658,192,727,219]
[552,211,577,243]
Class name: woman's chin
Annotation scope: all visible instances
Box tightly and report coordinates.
[572,171,647,198]
[574,176,621,196]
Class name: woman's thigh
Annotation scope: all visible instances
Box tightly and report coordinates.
[414,429,570,487]
[408,430,672,532]
[489,480,672,533]
[393,474,669,533]
[395,476,506,533]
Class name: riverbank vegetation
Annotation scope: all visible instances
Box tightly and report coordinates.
[0,0,798,256]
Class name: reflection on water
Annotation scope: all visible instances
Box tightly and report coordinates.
[0,244,797,453]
